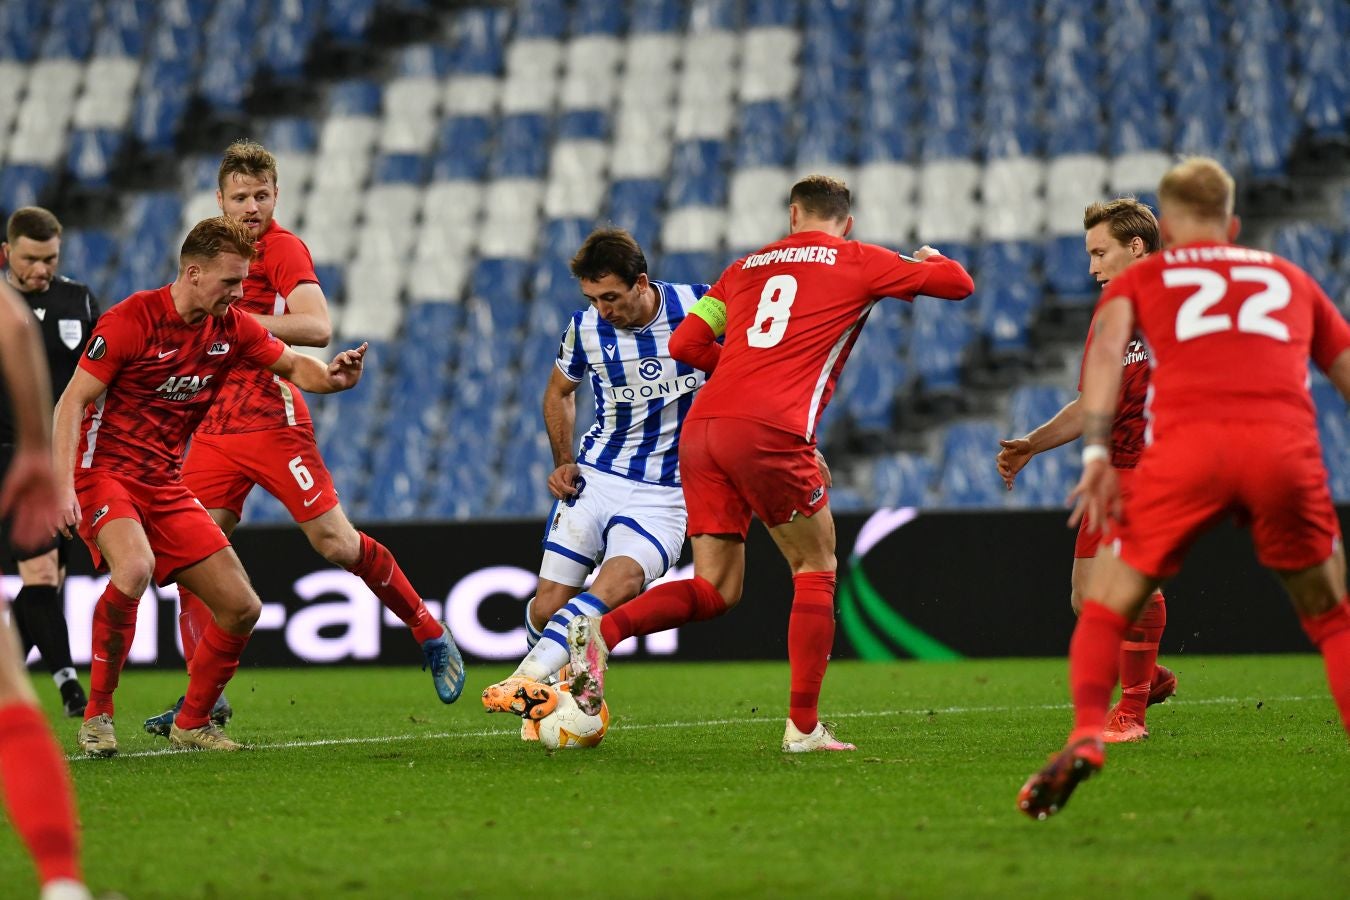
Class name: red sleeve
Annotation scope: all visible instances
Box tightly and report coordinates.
[858,243,974,301]
[669,314,722,374]
[266,232,319,299]
[1076,317,1094,392]
[77,303,144,385]
[1309,274,1350,373]
[232,308,286,369]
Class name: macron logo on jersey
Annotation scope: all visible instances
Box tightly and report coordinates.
[155,374,213,401]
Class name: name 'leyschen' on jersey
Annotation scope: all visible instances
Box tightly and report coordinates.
[556,281,710,487]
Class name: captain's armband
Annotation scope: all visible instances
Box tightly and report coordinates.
[688,294,728,336]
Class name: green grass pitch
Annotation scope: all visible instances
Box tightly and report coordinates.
[3,656,1347,898]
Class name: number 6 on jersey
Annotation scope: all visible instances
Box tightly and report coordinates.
[747,275,798,348]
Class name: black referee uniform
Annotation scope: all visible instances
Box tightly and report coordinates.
[0,274,99,713]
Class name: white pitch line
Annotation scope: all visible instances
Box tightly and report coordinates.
[67,694,1325,762]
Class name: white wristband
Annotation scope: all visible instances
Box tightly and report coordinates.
[1082,444,1110,466]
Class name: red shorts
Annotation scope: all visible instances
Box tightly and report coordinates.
[76,471,230,586]
[680,416,828,540]
[1074,466,1138,558]
[182,427,339,523]
[1116,420,1340,579]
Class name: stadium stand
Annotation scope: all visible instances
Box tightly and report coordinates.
[4,0,1348,520]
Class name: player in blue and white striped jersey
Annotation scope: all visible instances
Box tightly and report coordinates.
[482,228,714,727]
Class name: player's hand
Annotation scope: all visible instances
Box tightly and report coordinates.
[0,448,62,549]
[997,438,1033,490]
[1067,458,1120,533]
[814,448,832,488]
[327,342,367,390]
[912,245,942,261]
[547,463,582,500]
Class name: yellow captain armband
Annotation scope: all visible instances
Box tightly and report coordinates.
[688,294,728,337]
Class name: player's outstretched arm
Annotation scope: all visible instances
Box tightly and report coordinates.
[1325,349,1350,403]
[543,366,582,499]
[51,368,109,538]
[0,285,61,547]
[268,342,367,394]
[252,282,333,348]
[909,245,975,300]
[670,294,725,374]
[997,397,1086,490]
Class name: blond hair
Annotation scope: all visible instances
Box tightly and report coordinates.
[218,139,278,191]
[1158,157,1235,222]
[180,216,256,267]
[1083,198,1161,253]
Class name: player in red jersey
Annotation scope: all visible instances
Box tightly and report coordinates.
[998,199,1175,742]
[1019,158,1350,819]
[0,283,89,899]
[565,175,974,751]
[147,141,462,736]
[53,217,370,756]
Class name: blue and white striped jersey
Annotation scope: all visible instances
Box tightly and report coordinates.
[556,280,711,487]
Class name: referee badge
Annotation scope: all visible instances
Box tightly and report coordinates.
[59,318,83,350]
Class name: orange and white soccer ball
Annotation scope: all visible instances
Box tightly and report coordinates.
[538,682,610,750]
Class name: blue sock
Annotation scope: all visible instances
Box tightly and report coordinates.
[516,592,610,680]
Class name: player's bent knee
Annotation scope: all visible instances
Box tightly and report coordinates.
[311,529,359,568]
[114,559,154,598]
[215,595,262,634]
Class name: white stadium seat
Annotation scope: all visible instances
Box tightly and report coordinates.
[501,39,562,113]
[74,57,140,129]
[421,180,485,225]
[443,75,500,116]
[727,167,793,249]
[1110,150,1172,194]
[981,156,1047,241]
[379,77,440,153]
[739,27,801,103]
[852,161,919,245]
[559,35,621,111]
[661,206,726,252]
[1045,153,1111,233]
[544,140,609,217]
[318,116,381,158]
[407,253,472,302]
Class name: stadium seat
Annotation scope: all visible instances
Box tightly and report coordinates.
[740,27,801,102]
[853,161,917,245]
[981,156,1046,241]
[631,0,687,33]
[871,452,934,508]
[492,113,551,179]
[607,178,665,250]
[978,281,1038,354]
[560,35,621,111]
[662,206,726,253]
[379,76,440,154]
[735,101,791,168]
[432,116,493,181]
[501,38,562,113]
[727,167,792,250]
[1044,154,1110,234]
[910,298,972,393]
[936,420,1008,508]
[1043,234,1097,299]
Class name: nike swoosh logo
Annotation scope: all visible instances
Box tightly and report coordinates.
[93,655,108,662]
[157,349,178,359]
[303,492,323,507]
[602,343,617,359]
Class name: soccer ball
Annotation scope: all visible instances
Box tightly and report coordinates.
[537,682,610,750]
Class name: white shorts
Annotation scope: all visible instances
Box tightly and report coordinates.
[539,466,687,588]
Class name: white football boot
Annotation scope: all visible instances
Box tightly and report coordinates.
[782,719,856,753]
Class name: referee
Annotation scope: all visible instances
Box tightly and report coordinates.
[0,207,98,717]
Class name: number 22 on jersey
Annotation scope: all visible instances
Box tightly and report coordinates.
[747,275,798,349]
[1167,266,1292,343]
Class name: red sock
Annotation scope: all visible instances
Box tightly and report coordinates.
[176,621,250,730]
[1300,599,1350,736]
[348,533,442,644]
[0,702,82,885]
[601,575,728,648]
[1069,601,1129,743]
[788,571,837,735]
[1117,591,1166,719]
[177,587,213,671]
[85,582,140,720]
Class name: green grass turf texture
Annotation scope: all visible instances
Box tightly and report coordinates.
[2,656,1347,899]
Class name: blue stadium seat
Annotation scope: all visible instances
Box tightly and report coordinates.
[540,218,593,266]
[735,101,790,167]
[1273,223,1337,285]
[372,152,426,183]
[94,1,145,57]
[975,241,1040,283]
[327,79,382,117]
[432,116,492,181]
[492,113,551,179]
[910,299,972,393]
[686,0,741,30]
[982,121,1042,160]
[0,166,51,217]
[1007,384,1074,438]
[258,15,316,80]
[0,3,43,60]
[630,0,687,32]
[557,109,609,141]
[444,6,508,74]
[398,43,452,78]
[746,0,800,26]
[313,264,345,303]
[607,179,664,250]
[666,140,727,208]
[533,258,579,311]
[198,53,256,112]
[936,420,1007,508]
[839,357,899,431]
[132,65,190,152]
[1299,66,1349,142]
[323,0,377,42]
[60,230,116,286]
[1043,235,1097,298]
[872,452,934,508]
[658,252,719,286]
[41,0,93,59]
[978,282,1038,353]
[571,1,626,34]
[1235,118,1289,182]
[515,0,568,38]
[469,259,532,330]
[265,118,319,153]
[65,130,123,188]
[797,103,857,165]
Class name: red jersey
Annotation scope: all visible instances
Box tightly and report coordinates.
[690,231,974,439]
[76,286,285,484]
[1078,325,1151,468]
[195,220,318,434]
[1098,240,1350,438]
